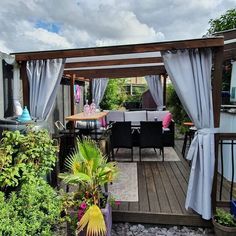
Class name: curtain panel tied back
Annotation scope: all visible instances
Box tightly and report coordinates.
[92,78,109,107]
[26,58,65,120]
[161,48,216,220]
[145,75,163,110]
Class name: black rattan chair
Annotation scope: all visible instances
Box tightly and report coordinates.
[110,122,133,161]
[139,121,164,161]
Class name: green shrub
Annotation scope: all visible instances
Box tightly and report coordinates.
[166,83,189,132]
[0,179,63,236]
[0,128,57,191]
[100,79,127,110]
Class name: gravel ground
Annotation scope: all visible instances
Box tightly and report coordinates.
[111,223,215,236]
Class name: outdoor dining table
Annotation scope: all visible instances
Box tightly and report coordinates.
[65,111,108,140]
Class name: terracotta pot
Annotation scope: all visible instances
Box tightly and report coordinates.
[212,218,236,236]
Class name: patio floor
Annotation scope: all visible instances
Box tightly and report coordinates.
[112,139,232,227]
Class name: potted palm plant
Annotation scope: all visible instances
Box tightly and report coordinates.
[212,208,236,236]
[59,137,118,236]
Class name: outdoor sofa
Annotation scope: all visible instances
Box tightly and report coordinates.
[106,110,175,147]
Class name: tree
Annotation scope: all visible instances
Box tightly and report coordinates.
[207,8,236,94]
[100,78,127,110]
[207,8,236,34]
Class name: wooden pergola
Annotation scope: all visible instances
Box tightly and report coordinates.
[13,37,224,118]
[13,37,225,214]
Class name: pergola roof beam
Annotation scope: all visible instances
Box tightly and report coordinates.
[13,37,224,61]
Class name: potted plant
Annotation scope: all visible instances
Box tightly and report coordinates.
[212,208,236,236]
[59,137,118,236]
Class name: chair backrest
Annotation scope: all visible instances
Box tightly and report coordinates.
[140,121,163,148]
[124,111,147,125]
[111,122,132,148]
[147,111,170,121]
[106,111,124,123]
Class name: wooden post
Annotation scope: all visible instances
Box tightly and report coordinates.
[163,74,167,108]
[211,46,224,213]
[20,61,30,109]
[70,74,75,115]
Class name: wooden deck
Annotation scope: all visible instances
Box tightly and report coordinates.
[112,139,232,227]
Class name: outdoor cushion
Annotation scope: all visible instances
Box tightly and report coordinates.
[124,111,147,124]
[147,110,170,121]
[106,111,124,123]
[162,112,172,128]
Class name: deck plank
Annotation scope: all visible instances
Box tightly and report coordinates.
[151,162,172,213]
[170,162,188,195]
[157,163,182,214]
[164,162,188,214]
[138,162,150,212]
[144,162,161,212]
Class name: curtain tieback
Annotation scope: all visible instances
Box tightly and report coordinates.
[196,128,219,135]
[187,128,219,161]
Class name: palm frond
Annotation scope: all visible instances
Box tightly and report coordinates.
[77,205,106,236]
[58,172,91,185]
[76,137,105,171]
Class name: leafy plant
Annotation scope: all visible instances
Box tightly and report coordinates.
[0,128,57,192]
[0,178,64,236]
[59,137,118,236]
[207,8,236,93]
[207,8,236,34]
[214,208,236,227]
[166,83,189,133]
[100,79,127,110]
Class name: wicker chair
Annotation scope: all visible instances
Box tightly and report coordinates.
[139,121,164,161]
[110,122,133,161]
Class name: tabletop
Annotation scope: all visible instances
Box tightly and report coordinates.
[65,111,108,121]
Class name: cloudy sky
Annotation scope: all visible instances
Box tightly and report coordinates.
[0,0,235,53]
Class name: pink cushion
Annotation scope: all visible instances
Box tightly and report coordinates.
[162,113,172,128]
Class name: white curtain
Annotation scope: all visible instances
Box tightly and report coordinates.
[92,78,108,107]
[27,59,65,120]
[0,52,21,117]
[145,75,163,110]
[162,48,217,220]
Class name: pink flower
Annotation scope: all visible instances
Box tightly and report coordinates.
[78,202,87,220]
[80,202,87,209]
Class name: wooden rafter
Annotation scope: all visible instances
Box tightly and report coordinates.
[64,65,166,78]
[65,57,163,68]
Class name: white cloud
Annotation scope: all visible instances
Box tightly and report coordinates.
[24,28,73,49]
[0,0,235,52]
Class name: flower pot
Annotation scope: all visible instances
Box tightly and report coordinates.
[212,218,236,236]
[67,201,112,236]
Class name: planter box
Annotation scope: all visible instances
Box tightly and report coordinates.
[67,200,112,236]
[212,218,236,236]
